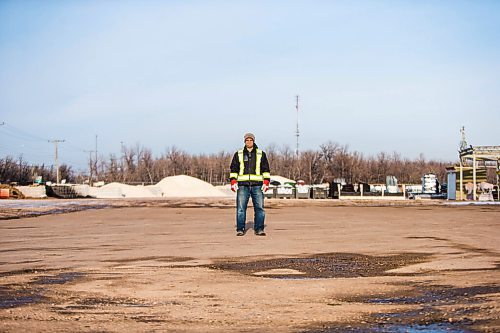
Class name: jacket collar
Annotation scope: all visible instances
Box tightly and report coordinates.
[243,143,258,153]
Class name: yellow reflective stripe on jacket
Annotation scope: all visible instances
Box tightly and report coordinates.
[238,150,245,176]
[255,150,262,175]
[237,174,264,182]
[229,172,238,179]
[262,172,270,179]
[236,148,264,182]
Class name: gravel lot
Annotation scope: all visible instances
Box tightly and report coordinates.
[0,199,499,332]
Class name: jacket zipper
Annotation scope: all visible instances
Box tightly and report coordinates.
[247,149,252,181]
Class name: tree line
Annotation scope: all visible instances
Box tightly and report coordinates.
[1,141,454,186]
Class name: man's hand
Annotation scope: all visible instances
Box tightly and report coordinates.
[261,179,270,193]
[231,179,238,192]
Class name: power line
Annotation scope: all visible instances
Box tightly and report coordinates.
[1,122,48,142]
[0,122,88,152]
[0,121,93,167]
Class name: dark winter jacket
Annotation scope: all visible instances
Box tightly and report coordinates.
[229,144,271,186]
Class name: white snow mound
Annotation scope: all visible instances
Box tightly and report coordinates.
[156,175,226,197]
[271,175,296,185]
[96,182,158,198]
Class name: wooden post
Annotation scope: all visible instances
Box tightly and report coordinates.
[337,183,341,200]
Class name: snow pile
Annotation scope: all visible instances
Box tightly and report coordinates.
[72,184,91,197]
[15,186,47,198]
[216,184,235,197]
[156,175,226,197]
[83,175,227,198]
[96,182,158,198]
[271,175,296,185]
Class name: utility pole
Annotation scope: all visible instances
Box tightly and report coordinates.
[84,150,96,186]
[49,139,65,184]
[295,95,300,157]
[120,141,124,164]
[120,141,125,180]
[95,135,98,182]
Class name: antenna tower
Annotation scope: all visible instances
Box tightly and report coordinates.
[459,126,468,151]
[295,95,300,157]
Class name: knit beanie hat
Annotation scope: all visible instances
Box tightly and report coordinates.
[244,133,255,141]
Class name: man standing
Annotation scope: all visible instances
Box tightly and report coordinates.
[229,133,271,236]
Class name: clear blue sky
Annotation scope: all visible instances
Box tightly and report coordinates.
[1,0,499,170]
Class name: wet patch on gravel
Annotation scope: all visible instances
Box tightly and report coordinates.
[49,295,184,320]
[0,199,235,220]
[363,284,500,306]
[0,205,111,220]
[55,295,153,312]
[33,272,85,285]
[0,269,183,312]
[302,322,480,332]
[303,282,500,333]
[0,271,85,309]
[101,256,194,264]
[209,252,431,279]
[0,268,51,278]
[0,285,46,309]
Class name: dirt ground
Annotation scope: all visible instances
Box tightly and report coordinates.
[0,198,499,332]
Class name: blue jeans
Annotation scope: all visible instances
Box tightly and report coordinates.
[236,185,265,231]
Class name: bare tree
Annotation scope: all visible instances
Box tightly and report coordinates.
[80,141,456,186]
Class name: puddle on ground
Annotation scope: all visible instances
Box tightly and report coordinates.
[303,323,478,332]
[101,256,194,264]
[381,324,476,333]
[0,271,85,308]
[0,285,45,309]
[317,283,499,333]
[210,252,430,279]
[0,205,110,220]
[34,272,85,285]
[55,296,152,313]
[366,284,500,306]
[0,200,236,220]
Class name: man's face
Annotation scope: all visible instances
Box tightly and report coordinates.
[245,138,254,149]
